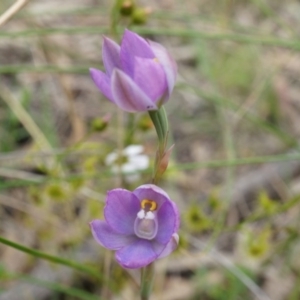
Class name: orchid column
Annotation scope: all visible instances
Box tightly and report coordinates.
[89,29,179,300]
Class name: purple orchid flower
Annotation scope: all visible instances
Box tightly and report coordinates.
[90,184,180,269]
[90,29,177,113]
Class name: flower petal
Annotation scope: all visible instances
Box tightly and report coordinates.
[133,57,167,102]
[121,156,149,173]
[155,201,177,244]
[105,152,118,165]
[90,220,136,250]
[120,29,154,77]
[127,154,149,171]
[157,233,179,259]
[115,239,157,269]
[102,37,120,76]
[90,68,113,101]
[122,145,144,156]
[111,69,157,112]
[171,201,180,232]
[148,40,177,99]
[105,189,140,235]
[133,184,170,209]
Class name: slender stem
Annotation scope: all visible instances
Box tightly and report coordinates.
[140,263,155,300]
[157,106,169,138]
[148,106,170,183]
[124,114,136,145]
[0,0,30,27]
[148,110,164,146]
[0,236,102,281]
[140,107,170,298]
[0,83,52,150]
[110,0,123,36]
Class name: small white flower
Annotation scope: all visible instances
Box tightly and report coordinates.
[105,145,150,182]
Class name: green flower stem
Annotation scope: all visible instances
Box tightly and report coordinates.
[124,114,136,146]
[139,107,170,299]
[148,106,170,184]
[149,108,167,148]
[140,263,155,300]
[0,236,102,281]
[110,0,121,36]
[157,106,169,143]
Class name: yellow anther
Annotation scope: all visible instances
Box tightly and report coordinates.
[153,57,159,63]
[141,199,157,211]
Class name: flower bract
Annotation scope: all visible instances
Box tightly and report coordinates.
[90,29,177,113]
[90,184,180,269]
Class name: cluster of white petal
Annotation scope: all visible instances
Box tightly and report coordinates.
[105,145,149,182]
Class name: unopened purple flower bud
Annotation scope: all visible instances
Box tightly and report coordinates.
[90,29,177,113]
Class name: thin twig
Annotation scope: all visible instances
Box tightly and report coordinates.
[0,194,63,229]
[0,0,30,27]
[0,83,52,150]
[0,168,44,182]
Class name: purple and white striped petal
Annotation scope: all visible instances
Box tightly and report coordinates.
[105,189,140,235]
[90,29,177,112]
[115,239,157,269]
[133,57,167,102]
[90,220,136,250]
[120,29,154,77]
[149,40,177,99]
[90,68,114,102]
[102,37,121,76]
[111,69,157,113]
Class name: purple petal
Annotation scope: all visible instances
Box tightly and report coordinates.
[120,29,154,77]
[133,57,167,102]
[105,189,140,235]
[90,68,113,101]
[111,69,157,112]
[102,37,120,76]
[149,41,177,100]
[133,184,170,209]
[157,233,179,259]
[170,201,180,232]
[155,201,177,244]
[115,239,157,269]
[90,220,136,250]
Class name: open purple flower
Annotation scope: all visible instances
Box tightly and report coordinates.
[90,29,177,113]
[90,184,180,269]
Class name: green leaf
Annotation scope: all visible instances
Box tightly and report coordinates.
[0,236,101,281]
